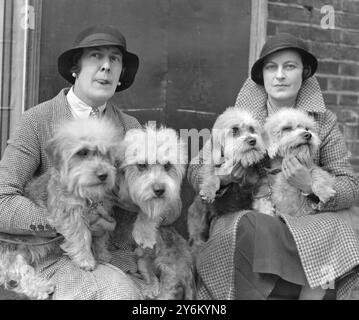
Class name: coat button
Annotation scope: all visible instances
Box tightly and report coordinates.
[45,224,53,230]
[30,224,36,231]
[37,224,44,231]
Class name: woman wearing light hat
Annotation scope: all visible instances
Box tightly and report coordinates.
[188,33,359,299]
[0,25,145,299]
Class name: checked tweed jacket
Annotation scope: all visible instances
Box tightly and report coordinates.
[0,88,146,299]
[188,77,359,300]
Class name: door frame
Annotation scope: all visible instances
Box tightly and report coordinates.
[26,0,267,109]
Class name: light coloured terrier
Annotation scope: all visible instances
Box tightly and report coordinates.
[0,118,120,299]
[252,108,336,300]
[252,108,336,217]
[116,124,195,300]
[188,107,266,253]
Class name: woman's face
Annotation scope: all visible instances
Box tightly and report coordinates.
[74,45,123,107]
[262,49,303,108]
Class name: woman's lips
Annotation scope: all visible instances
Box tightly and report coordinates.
[96,79,112,85]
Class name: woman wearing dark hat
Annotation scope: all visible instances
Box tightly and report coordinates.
[188,33,359,300]
[0,25,145,299]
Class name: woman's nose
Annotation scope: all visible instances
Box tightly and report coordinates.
[275,67,285,79]
[100,58,111,72]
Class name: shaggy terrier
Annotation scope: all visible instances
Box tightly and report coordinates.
[0,118,120,299]
[187,107,266,253]
[116,124,195,300]
[252,108,336,217]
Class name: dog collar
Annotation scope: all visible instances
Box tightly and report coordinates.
[86,199,104,210]
[265,168,282,175]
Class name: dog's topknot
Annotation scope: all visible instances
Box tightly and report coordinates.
[56,117,122,146]
[213,107,259,131]
[121,123,187,168]
[264,108,317,135]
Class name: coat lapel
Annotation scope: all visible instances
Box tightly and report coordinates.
[234,76,326,126]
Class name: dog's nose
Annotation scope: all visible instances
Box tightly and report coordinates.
[248,138,256,146]
[153,184,165,197]
[97,173,108,181]
[303,132,312,140]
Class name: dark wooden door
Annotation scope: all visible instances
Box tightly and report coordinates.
[39,0,251,236]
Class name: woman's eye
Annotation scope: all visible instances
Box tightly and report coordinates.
[264,64,276,70]
[285,64,296,70]
[137,163,148,171]
[91,52,101,59]
[111,56,121,63]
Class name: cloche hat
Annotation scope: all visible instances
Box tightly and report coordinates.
[251,33,317,85]
[58,25,139,92]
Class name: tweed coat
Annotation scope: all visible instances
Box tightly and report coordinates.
[0,88,146,299]
[187,77,359,299]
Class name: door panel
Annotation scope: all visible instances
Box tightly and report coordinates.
[39,0,251,237]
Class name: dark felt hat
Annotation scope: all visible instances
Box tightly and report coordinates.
[58,25,139,92]
[251,33,317,85]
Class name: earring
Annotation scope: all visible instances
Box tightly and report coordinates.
[118,81,121,86]
[72,72,77,78]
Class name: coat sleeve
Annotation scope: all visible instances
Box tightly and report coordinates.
[316,110,359,211]
[0,110,56,236]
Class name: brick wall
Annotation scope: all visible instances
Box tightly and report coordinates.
[267,0,359,173]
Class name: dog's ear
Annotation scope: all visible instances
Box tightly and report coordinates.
[211,129,224,166]
[267,142,279,159]
[45,137,62,170]
[113,141,127,166]
[261,129,270,150]
[261,128,278,158]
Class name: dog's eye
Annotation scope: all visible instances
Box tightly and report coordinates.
[232,127,240,136]
[137,163,148,171]
[77,148,89,157]
[164,162,172,171]
[282,126,292,132]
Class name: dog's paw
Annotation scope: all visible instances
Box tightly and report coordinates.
[189,239,206,257]
[199,186,218,203]
[75,255,97,271]
[96,248,112,263]
[133,224,157,249]
[34,281,55,300]
[23,278,55,300]
[143,279,160,300]
[253,198,275,216]
[314,186,336,204]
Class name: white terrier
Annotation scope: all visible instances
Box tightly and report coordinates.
[0,118,120,299]
[188,107,266,253]
[252,108,336,217]
[116,124,195,300]
[252,108,336,300]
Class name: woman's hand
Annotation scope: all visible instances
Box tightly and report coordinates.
[282,156,312,194]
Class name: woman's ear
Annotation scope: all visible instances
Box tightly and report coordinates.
[302,65,312,81]
[119,66,126,83]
